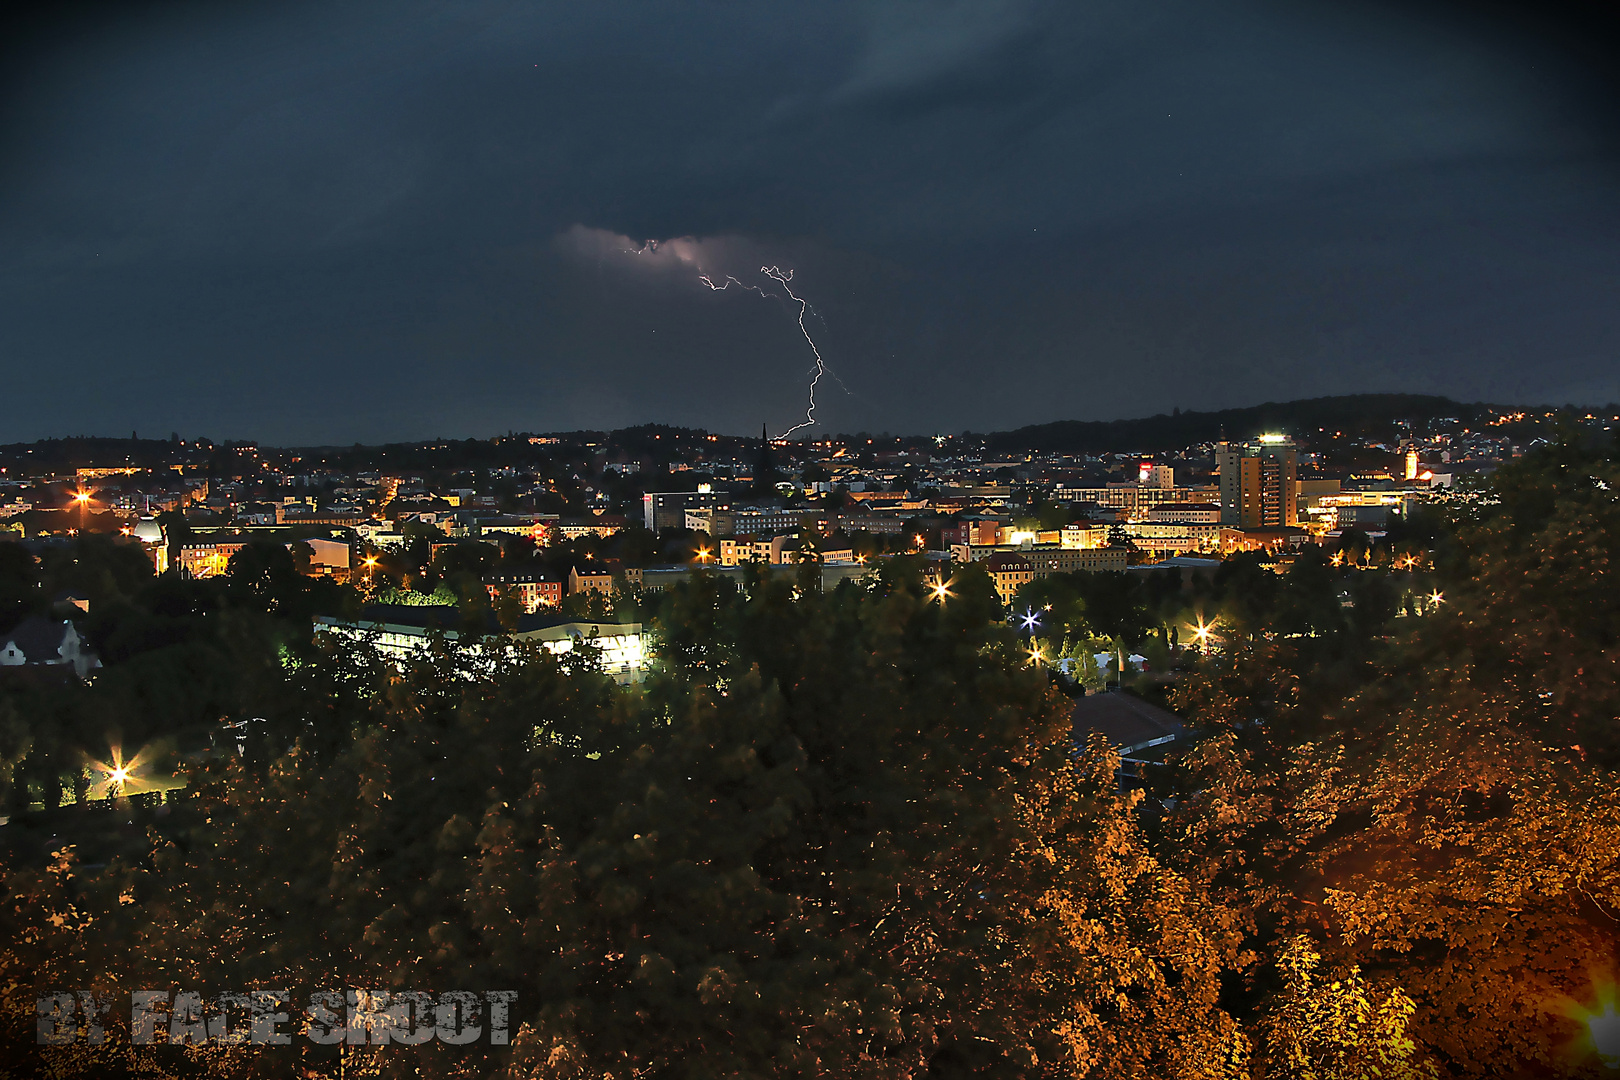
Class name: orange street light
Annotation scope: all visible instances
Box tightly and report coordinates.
[928,578,953,604]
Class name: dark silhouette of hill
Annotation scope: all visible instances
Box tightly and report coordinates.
[0,436,198,472]
[980,394,1476,453]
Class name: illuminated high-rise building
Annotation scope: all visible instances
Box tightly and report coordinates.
[1404,447,1419,481]
[1216,435,1298,528]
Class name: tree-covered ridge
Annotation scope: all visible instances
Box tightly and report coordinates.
[981,394,1470,453]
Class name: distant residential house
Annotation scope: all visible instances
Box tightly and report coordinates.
[52,590,91,614]
[485,567,563,613]
[719,536,796,566]
[982,550,1034,606]
[568,564,615,596]
[0,617,101,679]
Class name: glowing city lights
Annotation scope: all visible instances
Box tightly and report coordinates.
[928,578,953,604]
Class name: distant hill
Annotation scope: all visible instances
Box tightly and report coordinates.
[980,394,1477,454]
[0,436,199,472]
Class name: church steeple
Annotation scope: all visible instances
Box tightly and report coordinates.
[753,423,778,494]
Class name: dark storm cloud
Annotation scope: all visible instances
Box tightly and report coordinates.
[0,0,1616,442]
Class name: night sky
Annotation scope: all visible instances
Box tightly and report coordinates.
[2,0,1617,444]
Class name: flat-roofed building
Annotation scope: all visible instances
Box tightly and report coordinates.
[1124,521,1222,554]
[953,542,1129,576]
[1061,523,1110,548]
[1144,503,1220,524]
[315,606,649,682]
[643,491,722,531]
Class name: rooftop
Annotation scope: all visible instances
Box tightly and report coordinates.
[1072,691,1186,756]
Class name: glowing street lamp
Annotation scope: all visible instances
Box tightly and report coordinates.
[1191,617,1216,653]
[1027,646,1044,666]
[928,578,953,604]
[91,746,145,799]
[1019,608,1041,632]
[1429,590,1444,608]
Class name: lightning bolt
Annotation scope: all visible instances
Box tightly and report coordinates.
[758,266,827,439]
[631,241,842,439]
[697,274,778,300]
